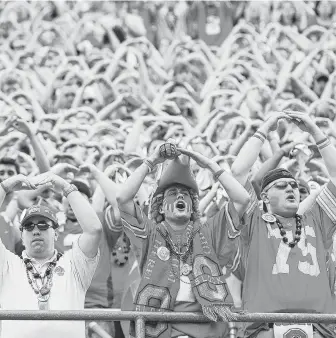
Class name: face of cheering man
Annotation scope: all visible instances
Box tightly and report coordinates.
[160,184,193,226]
[261,178,300,218]
[21,215,57,260]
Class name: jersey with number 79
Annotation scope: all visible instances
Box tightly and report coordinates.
[237,180,336,314]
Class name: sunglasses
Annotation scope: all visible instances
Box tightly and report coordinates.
[22,221,54,232]
[268,181,299,191]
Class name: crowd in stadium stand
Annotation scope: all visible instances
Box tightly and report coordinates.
[1,1,336,338]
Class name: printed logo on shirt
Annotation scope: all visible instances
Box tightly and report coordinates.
[54,266,65,276]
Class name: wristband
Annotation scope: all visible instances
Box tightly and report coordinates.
[143,159,155,172]
[0,182,9,194]
[63,184,78,198]
[213,169,225,181]
[317,137,331,150]
[256,130,267,139]
[252,132,266,143]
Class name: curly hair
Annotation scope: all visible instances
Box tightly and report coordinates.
[149,187,201,224]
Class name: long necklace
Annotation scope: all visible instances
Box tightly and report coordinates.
[157,226,200,278]
[275,214,302,248]
[23,252,63,310]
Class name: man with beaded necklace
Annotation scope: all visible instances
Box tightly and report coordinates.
[97,142,251,338]
[231,111,336,338]
[0,171,102,338]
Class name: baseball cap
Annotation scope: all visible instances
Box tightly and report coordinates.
[21,205,59,228]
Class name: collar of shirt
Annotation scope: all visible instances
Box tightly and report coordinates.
[22,250,59,271]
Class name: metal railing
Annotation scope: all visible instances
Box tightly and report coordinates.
[1,310,336,338]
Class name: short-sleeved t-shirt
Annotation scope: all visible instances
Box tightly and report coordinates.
[238,181,336,314]
[55,212,116,309]
[0,238,99,338]
[120,201,239,338]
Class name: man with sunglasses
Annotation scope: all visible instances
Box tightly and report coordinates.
[231,111,336,338]
[0,171,102,338]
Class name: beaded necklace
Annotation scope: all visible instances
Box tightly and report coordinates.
[275,214,302,248]
[157,225,200,281]
[23,252,63,310]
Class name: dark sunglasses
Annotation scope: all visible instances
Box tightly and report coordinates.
[271,181,299,191]
[22,221,54,232]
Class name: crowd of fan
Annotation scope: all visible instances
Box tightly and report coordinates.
[1,1,336,338]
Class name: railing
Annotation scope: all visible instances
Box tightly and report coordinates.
[1,310,336,338]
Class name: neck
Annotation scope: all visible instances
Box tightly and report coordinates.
[165,219,189,232]
[26,250,55,265]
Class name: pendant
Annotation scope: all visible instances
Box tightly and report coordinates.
[38,299,49,310]
[181,263,192,276]
[38,294,49,310]
[262,213,276,223]
[157,246,170,261]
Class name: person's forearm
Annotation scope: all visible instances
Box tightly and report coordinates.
[311,126,336,181]
[0,185,6,209]
[116,163,149,204]
[67,190,102,234]
[253,149,285,187]
[231,135,264,185]
[123,120,144,153]
[199,184,219,214]
[91,186,106,214]
[208,163,250,205]
[229,130,251,156]
[29,133,50,173]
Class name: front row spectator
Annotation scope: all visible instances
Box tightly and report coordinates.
[0,171,102,338]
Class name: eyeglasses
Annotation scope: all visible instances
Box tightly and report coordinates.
[22,221,54,232]
[268,181,299,191]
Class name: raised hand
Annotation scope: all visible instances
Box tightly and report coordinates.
[30,172,69,191]
[284,110,318,135]
[1,174,41,193]
[6,116,33,136]
[148,143,180,166]
[79,163,100,179]
[50,163,79,176]
[177,148,213,169]
[262,111,288,132]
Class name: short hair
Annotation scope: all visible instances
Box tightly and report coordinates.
[0,158,20,174]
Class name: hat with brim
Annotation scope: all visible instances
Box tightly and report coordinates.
[21,205,58,228]
[153,156,199,197]
[72,178,92,199]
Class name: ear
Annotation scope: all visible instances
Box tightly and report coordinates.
[54,230,59,241]
[159,205,164,214]
[260,191,269,204]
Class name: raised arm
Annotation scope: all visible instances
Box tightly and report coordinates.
[35,172,102,258]
[116,145,167,216]
[286,111,336,187]
[8,116,50,173]
[177,148,250,217]
[231,112,287,186]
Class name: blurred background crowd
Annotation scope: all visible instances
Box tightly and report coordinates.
[1,0,336,337]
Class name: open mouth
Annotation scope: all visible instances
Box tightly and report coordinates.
[176,201,186,211]
[286,194,296,202]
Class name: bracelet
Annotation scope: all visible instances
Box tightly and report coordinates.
[256,130,267,139]
[252,132,266,143]
[143,159,155,172]
[213,169,225,181]
[0,182,9,194]
[63,184,78,198]
[317,137,331,150]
